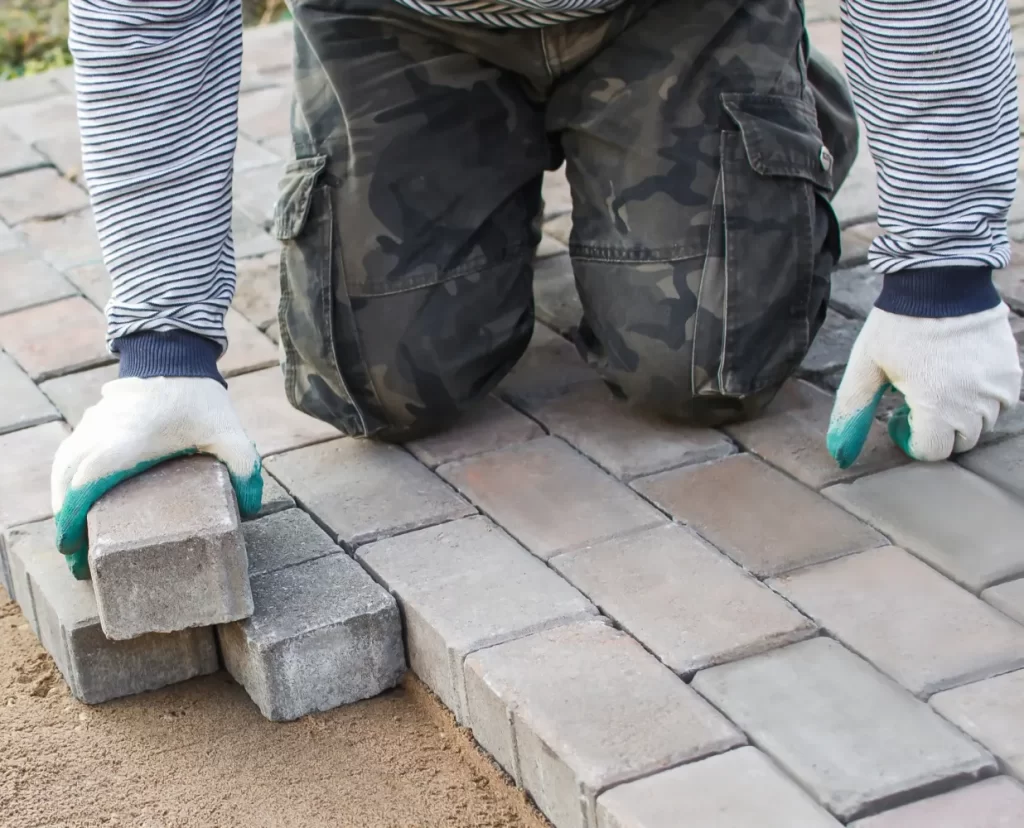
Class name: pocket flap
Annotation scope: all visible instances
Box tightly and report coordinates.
[272,155,328,240]
[721,93,833,191]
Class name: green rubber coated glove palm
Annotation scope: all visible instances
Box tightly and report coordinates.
[50,377,263,579]
[827,304,1022,468]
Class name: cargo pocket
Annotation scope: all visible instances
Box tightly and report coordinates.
[696,92,839,400]
[272,155,368,436]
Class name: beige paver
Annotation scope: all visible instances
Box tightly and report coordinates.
[233,251,281,329]
[497,324,596,407]
[219,309,278,378]
[38,363,119,427]
[0,296,111,381]
[18,209,104,271]
[0,168,89,224]
[984,579,1024,625]
[959,434,1024,500]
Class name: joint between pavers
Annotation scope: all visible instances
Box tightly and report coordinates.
[0,161,53,180]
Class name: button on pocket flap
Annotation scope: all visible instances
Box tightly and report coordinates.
[272,155,328,240]
[721,93,833,191]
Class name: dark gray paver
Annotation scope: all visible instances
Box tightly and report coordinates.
[218,551,406,721]
[536,234,568,259]
[829,263,882,319]
[357,516,596,721]
[983,579,1024,625]
[465,618,744,828]
[247,471,295,522]
[824,463,1024,592]
[87,456,252,640]
[242,507,338,578]
[958,434,1024,500]
[233,163,281,228]
[848,777,1024,828]
[597,747,842,828]
[233,251,280,329]
[38,363,119,426]
[931,669,1024,780]
[799,310,862,378]
[497,324,596,408]
[534,253,582,335]
[524,381,734,480]
[771,546,1024,697]
[552,524,815,675]
[634,453,883,577]
[267,438,474,546]
[0,296,111,380]
[8,520,219,704]
[0,350,59,435]
[0,168,89,224]
[63,263,110,310]
[692,637,997,821]
[0,127,46,177]
[838,222,882,268]
[439,436,665,560]
[237,86,292,142]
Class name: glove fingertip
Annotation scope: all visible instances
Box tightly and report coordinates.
[827,384,890,469]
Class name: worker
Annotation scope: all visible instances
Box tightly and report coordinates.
[51,0,1021,578]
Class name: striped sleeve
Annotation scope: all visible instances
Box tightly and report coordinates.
[69,0,242,357]
[839,0,1019,315]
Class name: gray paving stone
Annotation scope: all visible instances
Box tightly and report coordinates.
[0,73,64,108]
[87,456,253,640]
[931,670,1024,780]
[464,619,744,828]
[8,519,219,705]
[0,127,45,176]
[553,524,814,676]
[0,350,59,435]
[0,95,77,144]
[830,128,879,226]
[19,209,104,271]
[242,507,339,578]
[542,166,573,218]
[829,263,882,319]
[770,546,1024,697]
[234,163,281,228]
[824,463,1024,592]
[237,86,292,142]
[958,435,1024,500]
[498,324,597,408]
[597,747,842,828]
[0,295,112,381]
[0,219,19,253]
[63,263,110,310]
[0,168,89,225]
[536,233,568,259]
[218,551,406,721]
[248,471,295,522]
[984,579,1024,625]
[978,401,1024,444]
[267,438,474,546]
[232,207,280,259]
[839,222,881,268]
[233,251,281,329]
[524,381,735,480]
[406,395,543,468]
[38,363,118,427]
[0,421,68,532]
[534,253,582,336]
[692,637,997,821]
[799,310,862,378]
[634,453,883,577]
[724,380,907,489]
[219,308,278,378]
[0,248,76,314]
[240,21,294,80]
[849,777,1024,828]
[439,436,665,560]
[235,134,280,171]
[357,516,595,721]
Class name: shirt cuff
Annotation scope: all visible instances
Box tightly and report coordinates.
[113,331,225,386]
[874,265,1001,318]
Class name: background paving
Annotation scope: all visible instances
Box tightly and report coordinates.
[1,7,1024,826]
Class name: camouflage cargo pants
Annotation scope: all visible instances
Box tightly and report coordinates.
[274,0,858,438]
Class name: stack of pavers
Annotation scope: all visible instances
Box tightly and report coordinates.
[2,455,405,719]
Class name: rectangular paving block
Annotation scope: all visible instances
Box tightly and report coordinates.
[829,263,882,319]
[0,420,68,532]
[983,579,1024,625]
[267,438,474,546]
[633,453,883,577]
[439,436,665,560]
[799,310,862,378]
[534,253,582,336]
[724,380,907,489]
[247,471,295,522]
[597,746,842,828]
[0,349,59,435]
[242,507,338,578]
[524,382,735,481]
[38,363,119,426]
[692,638,996,821]
[497,324,597,408]
[0,296,111,380]
[0,168,89,224]
[0,248,76,314]
[87,456,253,640]
[849,776,1024,828]
[8,520,219,705]
[19,209,104,272]
[958,434,1024,500]
[406,395,544,468]
[218,308,278,378]
[931,669,1024,780]
[64,263,110,310]
[357,516,596,722]
[552,524,815,676]
[770,546,1024,697]
[465,619,744,828]
[218,551,406,721]
[824,463,1024,592]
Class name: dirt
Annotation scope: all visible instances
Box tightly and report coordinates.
[0,595,550,828]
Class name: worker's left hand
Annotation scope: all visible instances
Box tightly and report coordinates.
[827,303,1022,467]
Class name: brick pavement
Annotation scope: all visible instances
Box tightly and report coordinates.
[1,13,1024,827]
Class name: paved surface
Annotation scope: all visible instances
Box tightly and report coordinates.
[1,6,1024,826]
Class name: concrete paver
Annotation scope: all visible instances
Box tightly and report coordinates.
[248,471,295,522]
[958,434,1024,500]
[534,253,582,335]
[693,638,997,821]
[984,579,1024,625]
[552,524,815,675]
[237,86,292,141]
[439,436,665,560]
[0,168,89,224]
[848,777,1024,828]
[0,296,112,380]
[799,310,862,379]
[824,463,1024,591]
[38,363,119,426]
[838,223,882,269]
[0,350,59,435]
[0,248,76,314]
[0,421,68,531]
[357,516,596,721]
[771,546,1024,697]
[497,324,596,408]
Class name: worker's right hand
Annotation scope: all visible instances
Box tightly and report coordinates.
[51,377,263,580]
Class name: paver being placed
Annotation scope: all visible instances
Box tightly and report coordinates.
[931,669,1024,780]
[0,421,68,532]
[958,434,1024,500]
[770,546,1024,697]
[38,363,119,426]
[465,619,744,828]
[237,86,292,141]
[357,516,596,721]
[268,438,475,546]
[0,248,76,314]
[634,453,883,577]
[242,507,337,578]
[439,436,665,560]
[233,163,281,228]
[497,324,596,408]
[0,296,111,381]
[8,520,219,705]
[87,456,253,640]
[524,381,735,481]
[596,747,841,828]
[0,350,59,435]
[406,396,543,468]
[552,524,814,675]
[0,168,89,224]
[724,379,906,489]
[824,462,1024,591]
[984,579,1024,625]
[248,471,295,522]
[218,551,406,721]
[692,637,996,821]
[848,776,1024,828]
[64,263,110,310]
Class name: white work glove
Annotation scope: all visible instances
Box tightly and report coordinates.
[51,377,262,579]
[827,303,1022,467]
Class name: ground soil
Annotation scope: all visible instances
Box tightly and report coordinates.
[0,593,550,828]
